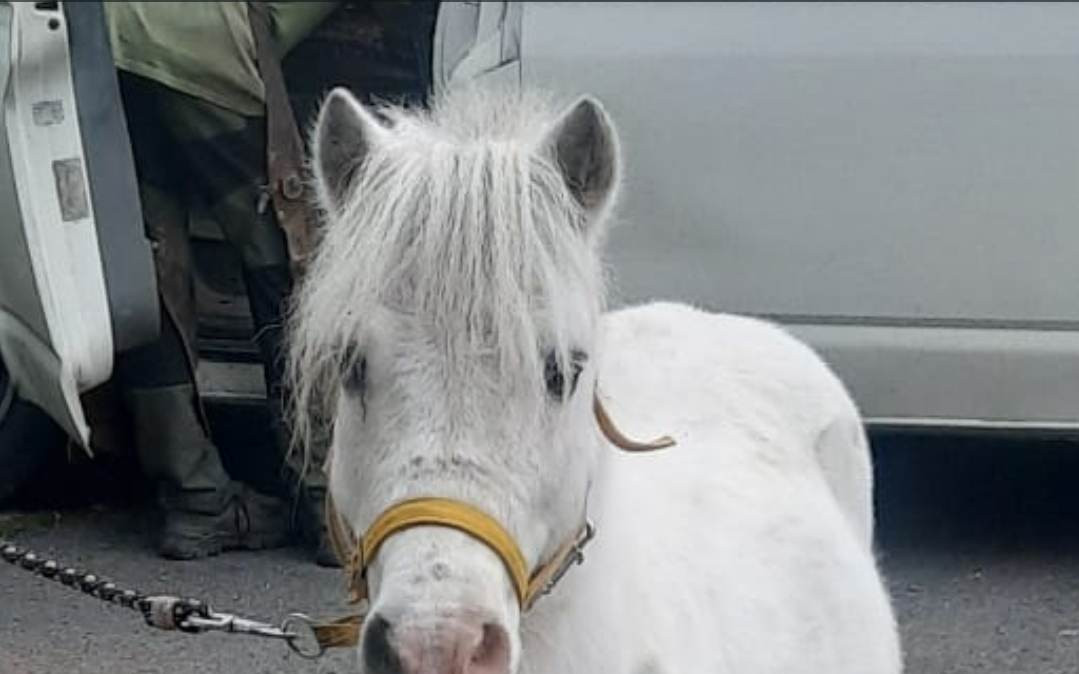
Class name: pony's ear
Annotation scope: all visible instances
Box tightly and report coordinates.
[543,96,621,229]
[312,87,386,211]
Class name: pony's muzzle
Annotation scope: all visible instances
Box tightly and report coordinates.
[363,611,511,674]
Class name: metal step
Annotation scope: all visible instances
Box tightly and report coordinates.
[196,358,265,404]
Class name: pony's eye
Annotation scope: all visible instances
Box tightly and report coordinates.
[343,356,367,396]
[544,350,587,400]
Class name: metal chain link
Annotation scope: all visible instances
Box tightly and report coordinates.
[0,538,321,656]
[1,538,209,629]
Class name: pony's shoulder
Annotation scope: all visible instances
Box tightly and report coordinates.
[602,301,807,357]
[599,301,856,427]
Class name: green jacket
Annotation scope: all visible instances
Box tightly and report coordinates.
[105,1,338,116]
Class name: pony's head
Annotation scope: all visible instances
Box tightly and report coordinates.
[289,85,621,674]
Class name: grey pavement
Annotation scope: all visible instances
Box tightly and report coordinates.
[3,432,1079,673]
[0,506,354,674]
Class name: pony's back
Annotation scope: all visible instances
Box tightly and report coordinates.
[600,302,874,544]
[522,301,901,673]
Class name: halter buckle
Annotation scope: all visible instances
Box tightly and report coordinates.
[536,520,596,599]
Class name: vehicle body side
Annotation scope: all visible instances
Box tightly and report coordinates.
[436,1,1079,431]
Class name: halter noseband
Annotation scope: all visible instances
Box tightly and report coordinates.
[310,393,674,652]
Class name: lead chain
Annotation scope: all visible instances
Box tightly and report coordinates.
[0,538,210,631]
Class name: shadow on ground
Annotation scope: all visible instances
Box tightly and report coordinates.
[872,432,1079,674]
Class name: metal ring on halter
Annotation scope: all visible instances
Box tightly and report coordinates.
[282,613,325,659]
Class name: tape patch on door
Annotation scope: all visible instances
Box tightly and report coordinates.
[32,100,64,126]
[52,158,89,221]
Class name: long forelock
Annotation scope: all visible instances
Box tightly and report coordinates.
[288,88,606,455]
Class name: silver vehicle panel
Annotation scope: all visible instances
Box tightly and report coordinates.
[435,1,1079,429]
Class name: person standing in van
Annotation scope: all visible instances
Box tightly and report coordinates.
[105,1,339,564]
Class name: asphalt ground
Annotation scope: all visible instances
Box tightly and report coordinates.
[3,425,1079,674]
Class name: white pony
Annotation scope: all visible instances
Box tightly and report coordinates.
[289,85,902,674]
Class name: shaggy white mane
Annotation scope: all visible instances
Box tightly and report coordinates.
[287,87,606,454]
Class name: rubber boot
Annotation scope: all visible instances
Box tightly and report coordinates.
[276,418,339,567]
[126,384,290,559]
[279,410,339,567]
[293,482,339,567]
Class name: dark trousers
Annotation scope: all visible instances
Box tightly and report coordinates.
[113,73,324,509]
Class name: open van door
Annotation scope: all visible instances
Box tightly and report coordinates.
[0,1,157,446]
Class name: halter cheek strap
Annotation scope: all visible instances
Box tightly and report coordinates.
[310,391,674,652]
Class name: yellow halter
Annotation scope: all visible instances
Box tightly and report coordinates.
[306,393,674,654]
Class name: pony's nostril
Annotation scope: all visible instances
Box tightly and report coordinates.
[374,614,510,674]
[363,613,403,674]
[465,622,511,674]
